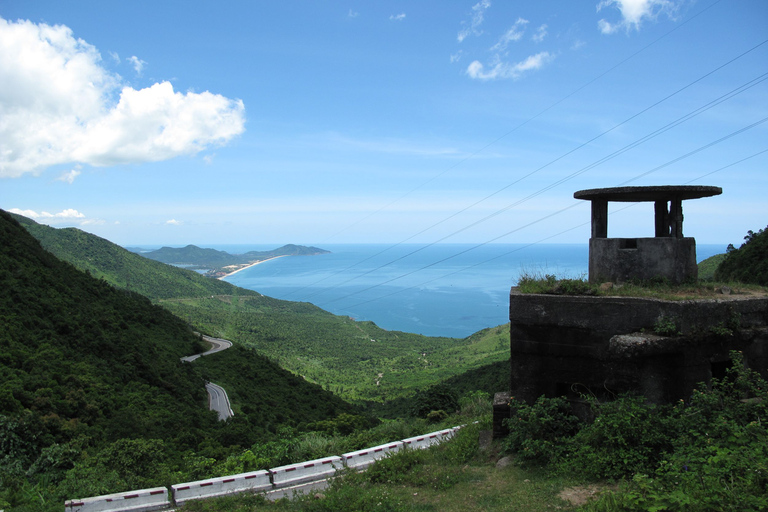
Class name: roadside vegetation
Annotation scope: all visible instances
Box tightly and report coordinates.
[178,352,768,512]
[4,213,767,511]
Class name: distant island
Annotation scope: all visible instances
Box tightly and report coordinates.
[130,244,330,278]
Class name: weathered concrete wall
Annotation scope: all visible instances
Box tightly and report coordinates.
[589,237,697,284]
[508,290,768,405]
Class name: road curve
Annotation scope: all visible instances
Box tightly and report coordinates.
[181,335,235,420]
[205,382,234,421]
[181,335,233,362]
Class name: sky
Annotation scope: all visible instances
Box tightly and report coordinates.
[1,0,766,248]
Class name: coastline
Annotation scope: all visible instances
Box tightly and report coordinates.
[217,255,288,280]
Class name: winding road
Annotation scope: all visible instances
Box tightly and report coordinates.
[181,335,235,421]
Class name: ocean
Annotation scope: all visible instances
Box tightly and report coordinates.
[221,243,726,339]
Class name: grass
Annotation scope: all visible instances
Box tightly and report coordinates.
[177,420,584,512]
[516,271,768,301]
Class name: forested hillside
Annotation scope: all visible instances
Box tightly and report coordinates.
[11,213,256,300]
[0,210,363,509]
[715,225,768,285]
[161,296,510,403]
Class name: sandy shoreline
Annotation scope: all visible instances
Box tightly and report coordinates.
[217,255,288,280]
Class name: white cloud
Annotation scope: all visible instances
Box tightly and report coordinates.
[597,0,680,34]
[9,207,86,220]
[165,219,182,225]
[348,9,359,18]
[450,51,463,63]
[490,18,529,52]
[532,24,548,43]
[467,51,554,80]
[389,13,406,21]
[109,51,120,64]
[56,166,82,184]
[457,0,491,42]
[127,55,146,75]
[0,17,246,178]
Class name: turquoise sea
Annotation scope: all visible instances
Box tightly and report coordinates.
[220,243,726,339]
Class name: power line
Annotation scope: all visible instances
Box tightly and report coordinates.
[337,147,768,314]
[303,69,767,303]
[318,116,768,308]
[281,0,732,299]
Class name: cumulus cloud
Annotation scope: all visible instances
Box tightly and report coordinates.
[457,0,491,42]
[0,17,246,178]
[127,55,146,75]
[56,166,82,184]
[467,51,554,80]
[389,13,406,21]
[597,0,680,34]
[165,219,182,225]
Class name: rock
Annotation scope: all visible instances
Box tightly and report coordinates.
[313,493,325,500]
[599,282,614,292]
[478,430,493,452]
[496,455,514,469]
[720,286,732,295]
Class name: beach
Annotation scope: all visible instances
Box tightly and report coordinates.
[216,255,288,279]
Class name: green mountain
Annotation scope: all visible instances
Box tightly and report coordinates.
[11,213,257,300]
[715,226,768,285]
[136,243,330,269]
[12,213,510,405]
[0,210,363,507]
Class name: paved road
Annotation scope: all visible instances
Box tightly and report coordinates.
[181,335,233,362]
[205,382,234,421]
[181,335,235,420]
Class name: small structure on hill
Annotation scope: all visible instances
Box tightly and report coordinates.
[573,185,721,284]
[492,185,767,438]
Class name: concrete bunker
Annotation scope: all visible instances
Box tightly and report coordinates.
[573,185,722,284]
[493,185,767,438]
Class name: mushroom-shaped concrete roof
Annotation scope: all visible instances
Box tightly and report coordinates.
[574,185,722,202]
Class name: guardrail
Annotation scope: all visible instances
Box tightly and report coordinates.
[64,425,464,512]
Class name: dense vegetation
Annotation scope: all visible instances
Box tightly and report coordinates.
[160,296,510,404]
[0,211,365,510]
[715,225,768,285]
[503,352,767,511]
[11,213,256,300]
[180,353,766,511]
[14,215,510,407]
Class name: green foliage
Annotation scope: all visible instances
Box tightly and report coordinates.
[412,384,459,418]
[503,396,581,466]
[162,296,509,404]
[11,213,255,300]
[517,272,596,295]
[504,352,768,511]
[652,315,680,336]
[715,225,768,285]
[697,253,727,281]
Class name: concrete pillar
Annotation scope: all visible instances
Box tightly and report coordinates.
[670,199,684,238]
[591,199,608,238]
[654,201,670,237]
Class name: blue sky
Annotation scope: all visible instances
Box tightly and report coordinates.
[1,0,766,248]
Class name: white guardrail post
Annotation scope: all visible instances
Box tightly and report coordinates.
[401,428,455,450]
[341,441,404,471]
[64,425,468,510]
[269,456,343,489]
[64,487,169,512]
[171,470,271,506]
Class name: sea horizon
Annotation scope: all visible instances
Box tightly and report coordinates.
[190,242,730,339]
